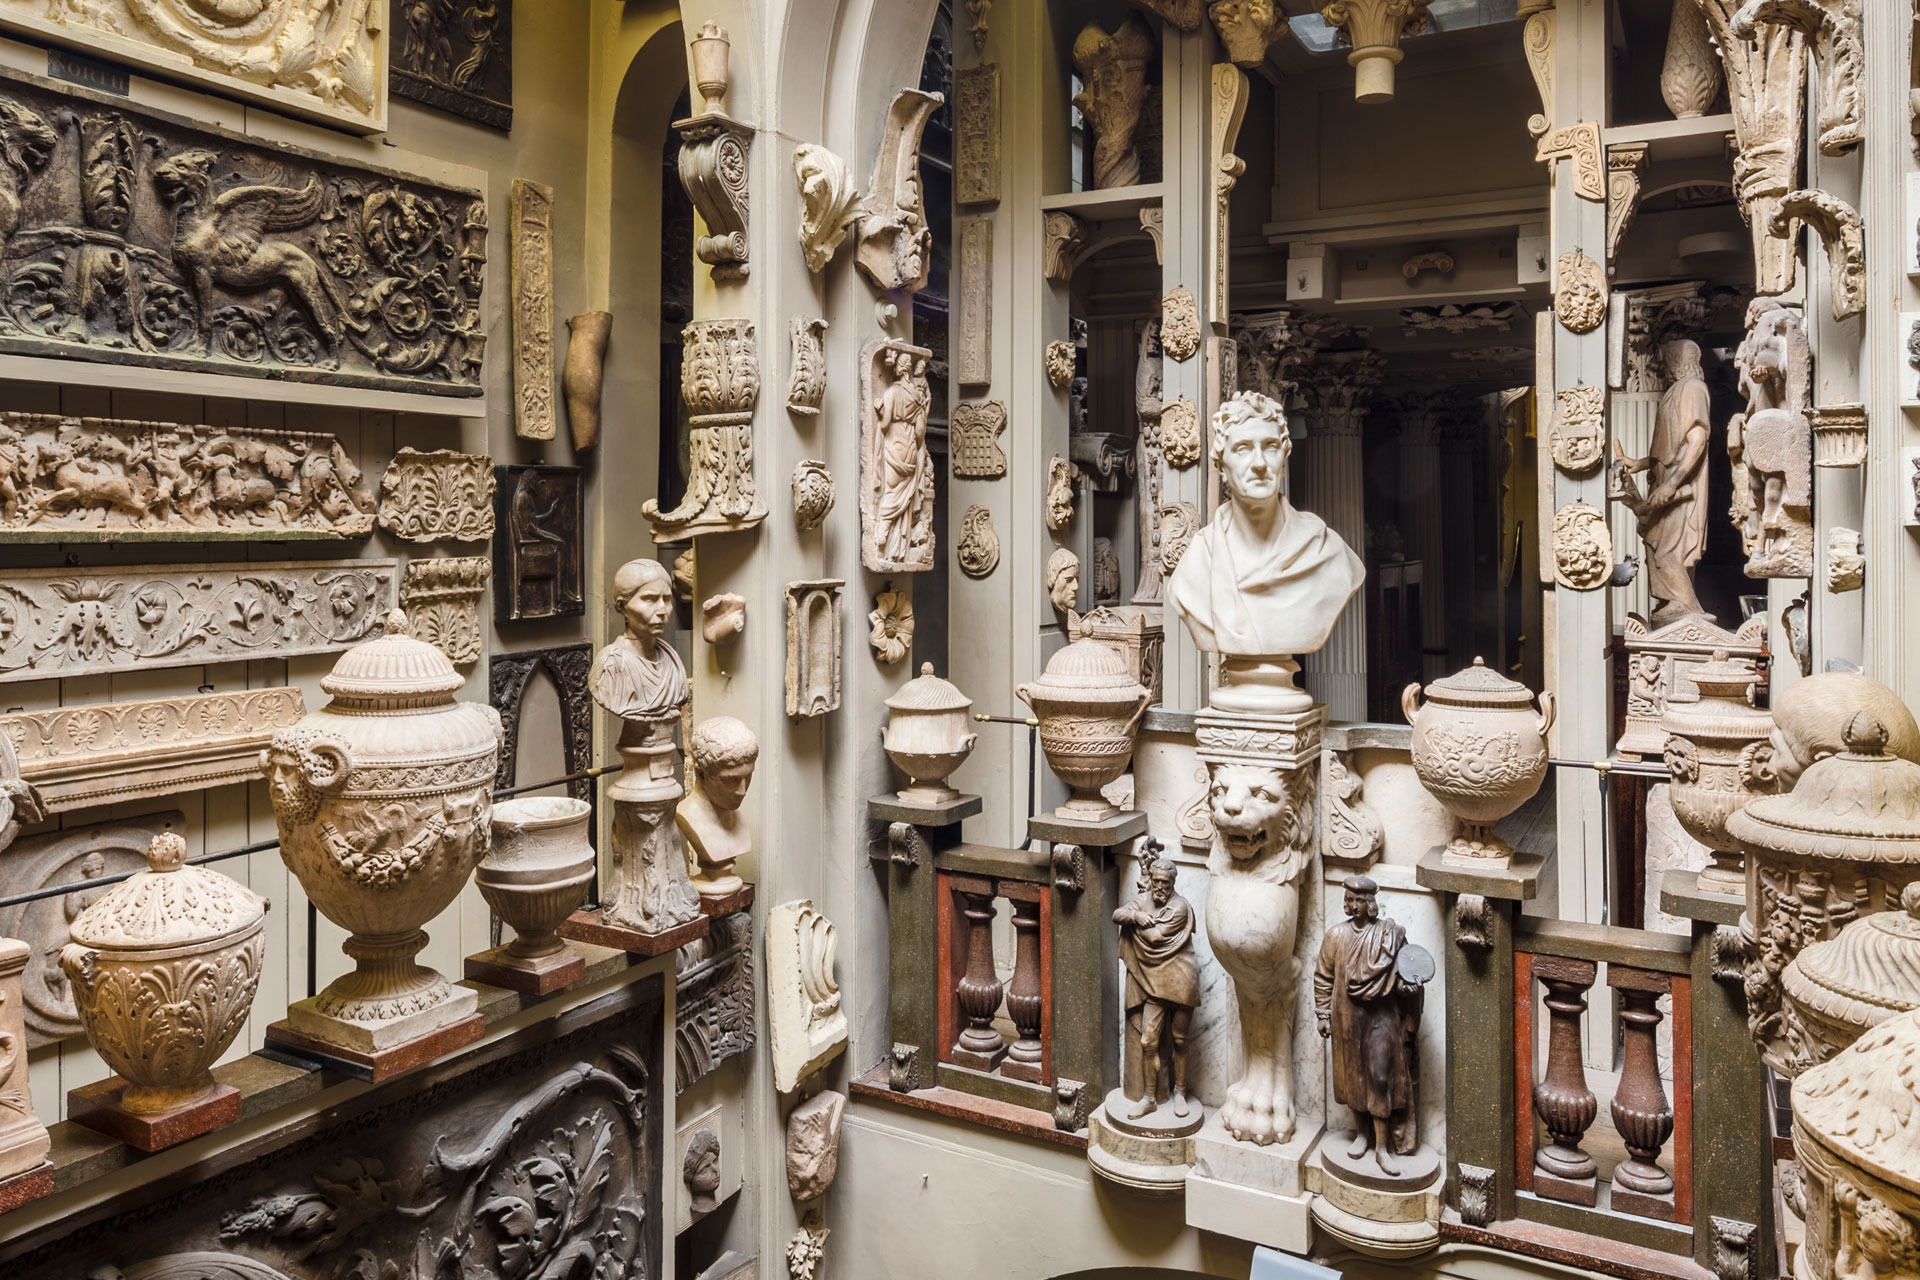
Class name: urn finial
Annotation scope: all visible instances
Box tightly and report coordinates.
[147,830,186,873]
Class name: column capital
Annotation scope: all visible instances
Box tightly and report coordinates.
[1297,348,1386,430]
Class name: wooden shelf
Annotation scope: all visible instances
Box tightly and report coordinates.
[1039,182,1165,222]
[1603,114,1735,163]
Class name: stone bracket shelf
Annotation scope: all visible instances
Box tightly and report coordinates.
[1601,114,1738,163]
[848,1061,1090,1151]
[1039,182,1166,223]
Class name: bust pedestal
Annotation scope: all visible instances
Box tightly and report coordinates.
[1306,1137,1443,1258]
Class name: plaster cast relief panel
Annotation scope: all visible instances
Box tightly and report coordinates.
[648,319,767,539]
[1,688,302,814]
[1043,211,1086,282]
[1826,526,1864,592]
[0,811,184,1046]
[490,643,594,803]
[868,589,914,665]
[1661,0,1721,117]
[677,911,755,1091]
[379,447,496,542]
[794,144,860,273]
[857,89,943,297]
[1210,0,1287,68]
[1732,299,1813,578]
[1693,0,1806,292]
[957,216,992,387]
[1159,500,1202,575]
[767,899,848,1093]
[494,464,584,622]
[1731,0,1861,155]
[511,179,557,440]
[1161,287,1201,361]
[0,414,376,540]
[787,318,828,417]
[0,559,394,684]
[0,0,386,132]
[785,580,844,719]
[1323,749,1384,866]
[1552,502,1614,589]
[1072,16,1154,189]
[950,400,1008,478]
[955,64,1000,207]
[1551,384,1606,473]
[860,339,936,572]
[0,67,485,398]
[1554,251,1608,334]
[1534,121,1605,202]
[1093,537,1121,602]
[1773,188,1865,321]
[1046,456,1077,531]
[401,556,489,667]
[677,25,753,284]
[957,505,1000,578]
[791,459,835,531]
[1161,397,1202,469]
[1046,340,1077,389]
[392,0,512,129]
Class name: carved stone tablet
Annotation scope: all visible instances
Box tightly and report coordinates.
[859,339,936,572]
[379,448,496,542]
[677,911,755,1092]
[951,400,1008,478]
[490,643,595,803]
[955,64,1001,206]
[0,65,485,398]
[401,556,489,666]
[1162,397,1202,468]
[785,580,844,719]
[957,505,1000,578]
[494,464,585,623]
[0,559,395,684]
[1161,287,1201,361]
[392,0,513,129]
[767,899,849,1092]
[1553,502,1614,589]
[957,216,992,386]
[1552,384,1606,473]
[1554,252,1608,334]
[511,179,558,441]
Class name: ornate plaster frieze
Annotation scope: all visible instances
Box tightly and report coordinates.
[1161,287,1201,361]
[1731,0,1861,155]
[1534,120,1605,202]
[1607,143,1649,263]
[1551,384,1606,473]
[1693,0,1807,293]
[393,0,511,129]
[1211,64,1249,325]
[767,899,848,1093]
[1552,502,1614,589]
[859,339,935,572]
[794,144,861,274]
[951,400,1008,478]
[792,460,835,531]
[0,0,386,132]
[490,643,594,802]
[1162,398,1202,469]
[857,89,943,296]
[1043,211,1087,282]
[400,556,488,666]
[1402,302,1514,335]
[1554,251,1608,333]
[785,580,844,719]
[1209,1,1288,69]
[510,179,557,440]
[0,67,485,398]
[0,413,376,540]
[1772,188,1865,321]
[787,317,828,417]
[494,464,584,622]
[378,447,496,542]
[1046,456,1077,531]
[0,559,394,684]
[1318,0,1434,101]
[1,688,302,814]
[1661,0,1720,118]
[677,910,755,1092]
[955,64,1000,207]
[647,319,767,539]
[1073,16,1154,189]
[957,216,992,387]
[957,505,1000,578]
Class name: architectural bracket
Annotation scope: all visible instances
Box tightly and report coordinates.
[1043,211,1087,283]
[1605,143,1649,266]
[677,111,753,283]
[1771,188,1865,321]
[1534,120,1605,202]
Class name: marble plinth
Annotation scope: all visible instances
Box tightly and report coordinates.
[1308,1136,1442,1257]
[265,1012,485,1084]
[1087,1089,1197,1193]
[1185,1172,1313,1251]
[286,980,479,1054]
[464,943,587,997]
[561,907,710,956]
[1028,809,1148,848]
[68,1078,240,1152]
[0,1160,52,1214]
[698,883,757,917]
[1189,1110,1322,1198]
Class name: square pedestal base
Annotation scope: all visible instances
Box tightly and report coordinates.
[0,1160,53,1214]
[950,1043,1008,1073]
[1027,809,1148,849]
[869,793,982,827]
[68,1078,239,1152]
[1188,1111,1322,1199]
[464,944,587,997]
[1610,1180,1677,1222]
[1533,1168,1599,1207]
[265,1013,485,1083]
[697,884,756,917]
[286,981,479,1055]
[1185,1172,1313,1251]
[560,907,709,956]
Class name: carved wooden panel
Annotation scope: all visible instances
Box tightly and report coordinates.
[0,811,184,1047]
[489,643,594,803]
[0,66,486,399]
[1,973,663,1279]
[0,559,396,684]
[493,465,585,622]
[0,413,376,541]
[391,0,514,130]
[676,910,755,1092]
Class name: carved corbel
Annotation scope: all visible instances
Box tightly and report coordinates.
[1051,842,1086,892]
[1605,143,1648,266]
[1771,188,1865,320]
[1534,120,1605,202]
[675,25,751,283]
[1209,1,1288,69]
[1053,1077,1089,1131]
[858,89,944,296]
[889,1042,923,1091]
[1693,0,1807,294]
[1455,893,1495,951]
[886,822,927,869]
[1731,0,1862,156]
[1521,3,1555,136]
[1043,211,1087,282]
[965,0,991,50]
[1210,65,1249,325]
[1139,206,1164,264]
[1317,0,1435,102]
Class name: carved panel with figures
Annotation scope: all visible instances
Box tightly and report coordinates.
[494,465,585,622]
[392,0,514,130]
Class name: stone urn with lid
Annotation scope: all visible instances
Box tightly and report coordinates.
[1661,651,1778,895]
[59,830,266,1120]
[1783,883,1920,1071]
[266,610,502,1055]
[883,663,978,804]
[1403,658,1555,868]
[1017,638,1151,822]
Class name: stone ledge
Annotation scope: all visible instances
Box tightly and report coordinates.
[848,1062,1088,1151]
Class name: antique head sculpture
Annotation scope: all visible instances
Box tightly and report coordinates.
[1769,673,1920,790]
[690,716,759,811]
[612,558,674,646]
[263,727,350,824]
[684,1128,722,1213]
[1211,390,1289,509]
[1208,761,1309,865]
[1046,548,1081,614]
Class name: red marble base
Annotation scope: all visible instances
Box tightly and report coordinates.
[698,883,755,917]
[465,944,587,996]
[68,1078,240,1152]
[559,907,709,956]
[264,1013,485,1084]
[0,1160,53,1214]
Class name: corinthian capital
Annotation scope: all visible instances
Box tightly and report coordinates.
[1297,349,1386,430]
[1317,0,1434,102]
[1208,0,1288,68]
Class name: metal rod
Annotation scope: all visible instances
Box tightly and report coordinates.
[1549,756,1671,779]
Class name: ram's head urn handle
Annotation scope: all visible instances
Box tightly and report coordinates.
[57,942,97,998]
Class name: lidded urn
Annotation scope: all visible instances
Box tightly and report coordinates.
[1728,714,1920,1079]
[883,663,978,804]
[59,831,266,1116]
[1403,658,1556,868]
[1783,884,1920,1071]
[266,610,501,1054]
[1017,638,1150,822]
[1661,652,1777,895]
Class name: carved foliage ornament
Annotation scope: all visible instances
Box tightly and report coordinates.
[1209,0,1288,68]
[1161,287,1201,361]
[859,339,935,572]
[392,0,513,130]
[511,178,557,440]
[868,590,914,665]
[400,556,489,667]
[957,505,1000,578]
[1046,340,1077,389]
[379,447,496,542]
[791,459,835,531]
[1730,0,1862,156]
[1162,397,1202,468]
[1160,500,1202,575]
[787,317,828,417]
[1553,502,1614,589]
[1323,749,1384,865]
[794,144,861,274]
[1554,251,1609,334]
[950,400,1008,478]
[0,67,486,397]
[858,89,943,297]
[1046,456,1077,532]
[1552,384,1606,473]
[677,96,753,283]
[1693,0,1806,294]
[1607,143,1649,263]
[1042,211,1086,283]
[676,911,755,1092]
[648,319,766,539]
[1072,16,1154,190]
[1771,188,1865,321]
[955,64,1000,207]
[1534,120,1606,202]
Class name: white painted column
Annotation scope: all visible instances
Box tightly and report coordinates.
[1298,350,1382,722]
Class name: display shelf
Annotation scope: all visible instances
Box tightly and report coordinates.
[1601,114,1735,163]
[1039,182,1166,222]
[849,1061,1089,1151]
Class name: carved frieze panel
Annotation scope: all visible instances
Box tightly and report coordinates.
[785,580,844,719]
[787,317,828,417]
[955,64,1000,207]
[1553,502,1614,589]
[0,811,184,1046]
[511,179,558,441]
[677,910,755,1092]
[859,339,936,572]
[379,447,496,542]
[0,0,387,132]
[957,216,992,386]
[0,413,376,540]
[0,66,486,398]
[493,464,585,622]
[401,556,488,666]
[0,558,394,684]
[950,400,1008,478]
[858,89,943,297]
[1551,384,1606,473]
[392,0,513,130]
[1,688,303,815]
[1554,251,1608,334]
[489,643,593,803]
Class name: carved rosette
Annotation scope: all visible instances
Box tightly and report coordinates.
[400,556,489,667]
[1160,288,1201,361]
[1551,384,1606,473]
[379,448,497,542]
[1554,252,1609,334]
[867,590,914,665]
[647,319,767,539]
[951,400,1008,478]
[858,90,943,296]
[1162,398,1202,468]
[677,110,752,282]
[787,317,828,417]
[957,505,1000,578]
[1318,0,1435,102]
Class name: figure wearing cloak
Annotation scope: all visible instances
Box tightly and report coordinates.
[1315,875,1428,1174]
[1113,854,1200,1119]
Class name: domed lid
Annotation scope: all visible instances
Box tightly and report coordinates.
[1730,714,1920,863]
[68,831,266,951]
[1036,638,1146,693]
[1785,884,1920,1031]
[887,663,974,714]
[1691,651,1763,703]
[321,610,464,701]
[1421,657,1536,710]
[1793,1005,1920,1194]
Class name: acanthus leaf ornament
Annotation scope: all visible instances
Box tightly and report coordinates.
[1046,340,1077,389]
[857,89,943,297]
[1771,188,1865,321]
[400,556,489,667]
[1730,0,1862,156]
[678,911,755,1091]
[1606,143,1649,263]
[1316,0,1435,102]
[791,460,835,532]
[1209,0,1289,68]
[793,144,860,274]
[646,319,767,539]
[1043,211,1086,282]
[1072,17,1155,190]
[675,26,752,283]
[1323,748,1384,866]
[1692,0,1807,293]
[786,317,828,417]
[1162,397,1202,469]
[1160,287,1201,362]
[1662,0,1721,118]
[378,448,496,543]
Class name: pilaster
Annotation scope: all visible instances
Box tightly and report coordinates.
[1297,351,1382,722]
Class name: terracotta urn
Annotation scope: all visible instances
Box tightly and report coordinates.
[883,663,978,804]
[479,796,596,966]
[1661,652,1778,895]
[1403,657,1555,868]
[1017,638,1150,822]
[1783,884,1920,1071]
[59,831,266,1116]
[266,610,502,1053]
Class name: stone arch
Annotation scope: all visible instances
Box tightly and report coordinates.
[488,644,595,802]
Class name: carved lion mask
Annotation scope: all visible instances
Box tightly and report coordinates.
[1207,761,1309,865]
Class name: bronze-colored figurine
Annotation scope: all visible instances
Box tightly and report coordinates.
[1315,875,1434,1175]
[1112,849,1198,1119]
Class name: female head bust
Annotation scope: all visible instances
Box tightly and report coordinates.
[612,558,675,648]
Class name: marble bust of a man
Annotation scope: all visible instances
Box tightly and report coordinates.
[1168,391,1365,712]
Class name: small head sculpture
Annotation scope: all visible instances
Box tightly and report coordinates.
[612,558,674,645]
[690,715,759,811]
[684,1128,722,1213]
[1046,548,1081,614]
[264,727,351,824]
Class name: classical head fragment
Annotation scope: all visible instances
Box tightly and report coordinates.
[690,715,759,812]
[1046,548,1081,614]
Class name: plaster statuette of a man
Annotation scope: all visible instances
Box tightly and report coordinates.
[1113,855,1199,1120]
[678,715,758,899]
[1612,338,1711,624]
[1168,391,1365,712]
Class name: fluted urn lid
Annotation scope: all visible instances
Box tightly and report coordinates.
[886,663,973,713]
[1421,657,1535,710]
[1786,883,1920,1030]
[1026,638,1149,699]
[1793,1005,1920,1194]
[68,831,266,951]
[321,609,464,702]
[1729,715,1920,863]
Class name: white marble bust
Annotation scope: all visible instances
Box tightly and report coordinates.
[1168,391,1364,712]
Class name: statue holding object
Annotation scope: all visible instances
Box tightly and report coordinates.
[1113,848,1199,1120]
[1610,338,1712,625]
